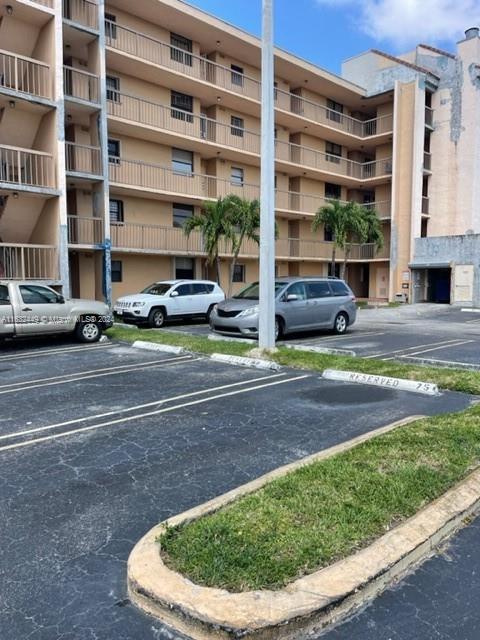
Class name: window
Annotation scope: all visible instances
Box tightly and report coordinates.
[306,281,332,299]
[232,264,245,283]
[109,199,124,224]
[330,281,350,296]
[170,32,193,66]
[105,13,117,39]
[324,182,341,200]
[108,139,120,164]
[106,75,120,102]
[172,148,193,175]
[324,226,333,242]
[175,257,195,279]
[171,91,193,123]
[328,263,340,278]
[173,203,194,228]
[274,81,278,101]
[175,283,193,296]
[231,116,244,137]
[274,174,277,188]
[0,285,10,305]
[111,260,122,283]
[231,167,244,186]
[192,283,213,294]
[285,282,307,300]
[326,141,342,164]
[231,64,244,87]
[327,98,344,123]
[19,285,60,304]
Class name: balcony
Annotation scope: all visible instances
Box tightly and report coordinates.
[105,22,393,141]
[0,50,51,100]
[63,0,98,30]
[422,196,430,215]
[31,0,54,7]
[0,243,58,279]
[67,215,104,245]
[63,65,99,104]
[0,144,55,189]
[65,142,102,177]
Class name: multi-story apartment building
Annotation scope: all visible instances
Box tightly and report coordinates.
[1,0,478,306]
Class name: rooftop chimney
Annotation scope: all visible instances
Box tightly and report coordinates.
[465,27,479,40]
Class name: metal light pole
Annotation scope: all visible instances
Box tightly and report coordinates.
[259,0,276,349]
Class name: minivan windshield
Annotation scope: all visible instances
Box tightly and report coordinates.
[233,281,286,300]
[141,283,172,296]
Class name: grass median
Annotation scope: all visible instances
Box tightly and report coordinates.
[159,406,480,592]
[107,325,480,395]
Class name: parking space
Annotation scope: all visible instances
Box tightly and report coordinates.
[0,337,475,640]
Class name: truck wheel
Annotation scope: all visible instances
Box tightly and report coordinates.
[75,318,102,343]
[148,307,166,328]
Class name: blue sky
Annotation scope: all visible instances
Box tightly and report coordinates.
[185,0,475,75]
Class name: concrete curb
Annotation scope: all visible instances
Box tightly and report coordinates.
[323,369,440,396]
[132,340,185,355]
[283,343,356,357]
[126,415,480,640]
[461,308,480,313]
[208,334,256,345]
[210,353,281,371]
[113,322,137,330]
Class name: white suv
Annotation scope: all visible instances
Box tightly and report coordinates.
[114,280,225,328]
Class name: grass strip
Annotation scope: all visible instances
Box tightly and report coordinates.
[159,406,480,592]
[107,326,480,395]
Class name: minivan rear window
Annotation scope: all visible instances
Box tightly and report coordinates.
[234,281,286,300]
[330,281,350,296]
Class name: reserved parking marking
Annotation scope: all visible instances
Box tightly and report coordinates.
[0,374,309,452]
[0,355,197,395]
[323,369,439,396]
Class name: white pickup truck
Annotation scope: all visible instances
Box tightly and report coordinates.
[0,281,113,343]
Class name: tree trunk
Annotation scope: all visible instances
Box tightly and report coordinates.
[331,245,336,278]
[340,246,350,281]
[228,254,239,298]
[215,255,221,288]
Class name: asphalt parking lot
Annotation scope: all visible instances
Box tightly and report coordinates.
[0,336,477,640]
[160,304,480,369]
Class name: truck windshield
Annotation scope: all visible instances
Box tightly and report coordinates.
[141,283,172,296]
[233,281,286,300]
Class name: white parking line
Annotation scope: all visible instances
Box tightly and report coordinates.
[394,340,474,357]
[0,342,114,362]
[0,373,286,442]
[0,355,197,395]
[366,338,467,360]
[288,331,386,346]
[399,355,480,369]
[0,374,309,453]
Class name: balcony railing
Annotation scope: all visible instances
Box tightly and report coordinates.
[31,0,54,7]
[423,151,431,172]
[65,142,102,176]
[425,106,434,128]
[0,144,55,188]
[67,215,104,245]
[0,243,58,279]
[63,0,98,30]
[422,196,430,215]
[63,65,99,103]
[105,22,393,140]
[0,49,51,99]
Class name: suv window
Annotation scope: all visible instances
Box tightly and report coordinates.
[306,281,332,299]
[175,284,192,296]
[0,285,10,305]
[286,282,307,300]
[192,283,208,295]
[19,285,59,305]
[330,281,350,296]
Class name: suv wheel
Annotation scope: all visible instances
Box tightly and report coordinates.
[334,312,348,335]
[206,304,215,322]
[148,308,166,328]
[75,318,101,343]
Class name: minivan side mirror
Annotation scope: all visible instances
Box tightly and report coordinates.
[286,293,299,302]
[170,290,179,297]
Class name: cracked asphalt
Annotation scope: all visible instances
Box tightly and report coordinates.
[0,337,478,639]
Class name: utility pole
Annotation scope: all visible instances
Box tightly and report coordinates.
[258,0,276,349]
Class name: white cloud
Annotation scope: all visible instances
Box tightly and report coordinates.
[315,0,480,48]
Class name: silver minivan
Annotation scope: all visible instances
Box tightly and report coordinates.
[210,277,357,340]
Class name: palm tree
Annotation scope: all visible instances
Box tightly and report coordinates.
[183,198,235,287]
[312,199,349,277]
[340,202,367,280]
[342,203,384,280]
[360,204,384,253]
[226,196,260,296]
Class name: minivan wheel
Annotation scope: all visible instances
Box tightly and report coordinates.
[334,312,348,335]
[75,319,101,343]
[275,317,283,341]
[148,308,166,328]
